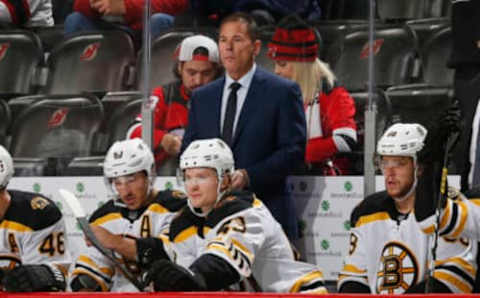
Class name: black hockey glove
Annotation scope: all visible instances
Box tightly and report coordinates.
[144,259,206,291]
[3,264,66,292]
[432,100,462,163]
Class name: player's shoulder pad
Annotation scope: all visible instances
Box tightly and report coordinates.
[6,190,63,230]
[153,190,187,212]
[206,191,255,228]
[168,206,203,242]
[88,200,118,223]
[350,191,392,227]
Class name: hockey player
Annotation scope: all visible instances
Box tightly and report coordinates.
[0,145,70,292]
[127,35,222,175]
[414,103,480,241]
[69,138,186,292]
[337,122,477,294]
[137,138,327,293]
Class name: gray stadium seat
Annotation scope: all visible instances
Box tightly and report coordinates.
[0,99,11,146]
[328,25,420,91]
[9,95,104,176]
[420,26,453,86]
[0,30,43,97]
[44,30,136,94]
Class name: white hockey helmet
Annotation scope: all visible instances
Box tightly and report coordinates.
[377,123,427,160]
[0,145,13,189]
[103,138,155,199]
[180,138,234,179]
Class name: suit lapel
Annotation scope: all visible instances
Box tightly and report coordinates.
[233,68,264,147]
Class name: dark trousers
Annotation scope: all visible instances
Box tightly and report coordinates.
[455,67,480,191]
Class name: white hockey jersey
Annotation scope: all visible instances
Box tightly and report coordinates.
[0,190,70,279]
[70,190,186,292]
[338,191,477,294]
[164,192,327,294]
[417,188,480,241]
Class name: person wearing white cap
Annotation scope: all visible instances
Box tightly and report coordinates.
[127,34,222,176]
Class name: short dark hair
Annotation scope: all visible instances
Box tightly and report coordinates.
[219,12,258,41]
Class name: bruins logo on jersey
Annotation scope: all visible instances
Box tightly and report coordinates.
[171,190,187,199]
[376,241,419,294]
[31,197,50,210]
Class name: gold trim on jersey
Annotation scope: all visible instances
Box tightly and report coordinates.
[0,220,32,232]
[450,200,468,239]
[231,237,253,261]
[253,198,262,208]
[342,264,367,274]
[173,226,197,243]
[337,273,368,284]
[148,203,168,214]
[77,255,114,276]
[289,270,326,293]
[356,212,390,228]
[71,267,109,292]
[434,257,476,276]
[433,270,472,293]
[471,199,480,206]
[91,213,122,226]
[439,200,452,230]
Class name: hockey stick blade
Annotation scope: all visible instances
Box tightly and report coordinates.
[58,189,145,291]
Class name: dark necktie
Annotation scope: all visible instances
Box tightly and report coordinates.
[222,82,241,146]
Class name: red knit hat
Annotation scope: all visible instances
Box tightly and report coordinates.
[268,14,319,62]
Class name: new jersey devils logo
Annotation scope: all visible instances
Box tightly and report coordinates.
[360,39,384,59]
[48,108,69,128]
[0,43,10,61]
[80,42,101,61]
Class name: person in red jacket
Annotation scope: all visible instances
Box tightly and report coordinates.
[268,15,357,175]
[64,0,188,39]
[127,35,222,175]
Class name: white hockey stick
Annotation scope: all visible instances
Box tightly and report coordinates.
[58,189,145,291]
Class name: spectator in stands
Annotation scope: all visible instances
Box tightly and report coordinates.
[268,14,357,175]
[450,1,480,191]
[64,0,187,39]
[190,0,322,26]
[127,35,222,176]
[0,0,54,27]
[181,12,306,240]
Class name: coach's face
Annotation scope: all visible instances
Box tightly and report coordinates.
[219,20,260,80]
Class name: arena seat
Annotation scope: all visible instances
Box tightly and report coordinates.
[136,28,217,89]
[44,30,136,95]
[420,26,453,86]
[9,95,104,176]
[105,98,142,147]
[0,99,11,146]
[0,30,44,98]
[405,17,449,48]
[31,25,66,53]
[377,0,427,20]
[328,25,420,92]
[384,84,459,171]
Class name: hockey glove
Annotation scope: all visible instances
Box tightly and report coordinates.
[432,100,462,163]
[3,264,66,292]
[144,259,206,291]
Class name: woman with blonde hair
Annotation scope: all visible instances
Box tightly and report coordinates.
[268,15,357,174]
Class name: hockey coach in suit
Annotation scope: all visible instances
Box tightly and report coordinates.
[181,12,306,239]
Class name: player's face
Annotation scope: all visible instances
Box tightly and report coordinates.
[380,156,415,199]
[179,60,217,94]
[184,167,219,213]
[274,60,295,80]
[112,171,149,210]
[219,20,261,80]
